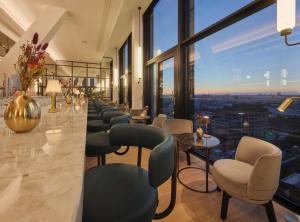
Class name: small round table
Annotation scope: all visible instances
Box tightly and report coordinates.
[176,133,220,193]
[131,115,151,124]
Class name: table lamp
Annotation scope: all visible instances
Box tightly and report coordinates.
[46,80,62,113]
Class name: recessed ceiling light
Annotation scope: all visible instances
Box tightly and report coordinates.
[81,41,87,44]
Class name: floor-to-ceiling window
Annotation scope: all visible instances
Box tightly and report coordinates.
[186,3,300,210]
[144,0,179,117]
[119,34,132,105]
[144,0,300,213]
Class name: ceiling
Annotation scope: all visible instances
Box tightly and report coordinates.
[0,0,152,63]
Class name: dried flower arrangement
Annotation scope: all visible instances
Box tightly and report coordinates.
[15,32,48,91]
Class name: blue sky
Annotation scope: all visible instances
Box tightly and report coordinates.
[153,0,300,95]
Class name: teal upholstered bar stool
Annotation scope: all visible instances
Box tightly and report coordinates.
[86,115,131,165]
[83,124,177,222]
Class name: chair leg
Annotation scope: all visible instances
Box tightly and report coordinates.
[263,201,277,222]
[101,154,106,165]
[185,151,191,165]
[221,191,231,220]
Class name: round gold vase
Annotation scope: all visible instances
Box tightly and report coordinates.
[4,93,41,133]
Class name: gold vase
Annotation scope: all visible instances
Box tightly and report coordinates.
[4,92,41,133]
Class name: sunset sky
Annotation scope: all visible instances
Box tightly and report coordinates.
[155,1,300,95]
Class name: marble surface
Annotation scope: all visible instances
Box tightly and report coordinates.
[0,98,87,222]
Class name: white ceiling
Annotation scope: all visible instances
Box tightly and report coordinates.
[0,0,152,63]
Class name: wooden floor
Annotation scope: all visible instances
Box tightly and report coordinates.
[85,146,294,222]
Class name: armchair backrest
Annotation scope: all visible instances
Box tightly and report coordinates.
[152,116,167,128]
[109,124,175,188]
[162,119,193,135]
[235,136,282,201]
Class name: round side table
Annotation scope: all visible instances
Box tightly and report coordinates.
[176,133,220,193]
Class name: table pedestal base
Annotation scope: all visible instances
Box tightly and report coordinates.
[177,166,217,193]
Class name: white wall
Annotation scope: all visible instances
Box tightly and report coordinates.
[0,6,66,95]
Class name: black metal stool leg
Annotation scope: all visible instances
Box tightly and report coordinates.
[97,155,100,166]
[101,154,106,165]
[137,146,142,167]
[221,191,231,220]
[263,201,277,222]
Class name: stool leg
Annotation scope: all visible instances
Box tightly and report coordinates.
[101,154,106,165]
[137,146,142,167]
[263,201,277,222]
[97,155,100,166]
[221,191,231,220]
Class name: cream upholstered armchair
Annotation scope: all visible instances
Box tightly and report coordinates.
[152,114,167,128]
[162,119,193,166]
[212,136,282,222]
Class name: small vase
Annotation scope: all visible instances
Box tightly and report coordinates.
[4,91,41,133]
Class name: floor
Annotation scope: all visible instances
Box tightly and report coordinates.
[85,146,294,222]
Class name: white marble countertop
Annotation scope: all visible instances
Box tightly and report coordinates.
[0,98,87,222]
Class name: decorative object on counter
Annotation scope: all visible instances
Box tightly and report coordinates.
[74,88,80,105]
[4,91,41,133]
[15,32,48,92]
[60,78,73,104]
[196,127,204,140]
[3,32,47,133]
[46,80,62,113]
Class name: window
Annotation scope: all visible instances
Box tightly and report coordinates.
[187,4,300,208]
[187,0,252,37]
[119,35,132,105]
[150,0,178,58]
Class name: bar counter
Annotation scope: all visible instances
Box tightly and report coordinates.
[0,98,87,222]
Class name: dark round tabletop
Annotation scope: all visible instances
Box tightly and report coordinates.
[176,133,220,149]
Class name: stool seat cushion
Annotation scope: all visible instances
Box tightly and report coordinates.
[86,132,119,156]
[87,120,110,132]
[83,164,157,222]
[212,159,253,198]
[88,109,98,114]
[88,113,101,120]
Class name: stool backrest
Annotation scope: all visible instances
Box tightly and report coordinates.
[102,111,128,123]
[110,114,131,127]
[110,124,175,188]
[152,116,167,128]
